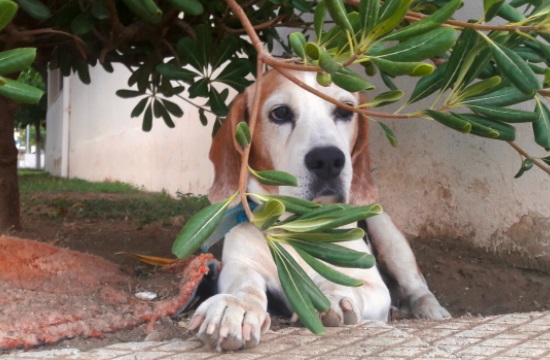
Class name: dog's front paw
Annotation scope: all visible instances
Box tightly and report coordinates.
[320,294,361,327]
[189,294,271,351]
[410,293,451,320]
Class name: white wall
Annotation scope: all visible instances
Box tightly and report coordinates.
[366,3,550,267]
[46,64,215,195]
[369,115,550,267]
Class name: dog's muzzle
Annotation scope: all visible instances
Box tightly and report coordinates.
[305,146,346,202]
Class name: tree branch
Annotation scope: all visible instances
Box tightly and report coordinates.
[345,0,547,32]
[218,15,288,34]
[239,57,265,220]
[507,141,550,176]
[105,0,125,35]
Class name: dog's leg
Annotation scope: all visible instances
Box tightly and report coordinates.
[189,223,276,351]
[286,239,391,326]
[366,212,451,320]
[316,265,392,326]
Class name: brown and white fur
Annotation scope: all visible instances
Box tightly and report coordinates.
[189,70,451,351]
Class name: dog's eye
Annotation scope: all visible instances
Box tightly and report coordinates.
[334,103,354,121]
[269,105,294,124]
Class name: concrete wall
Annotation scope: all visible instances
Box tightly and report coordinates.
[46,64,215,195]
[366,3,550,268]
[369,114,550,269]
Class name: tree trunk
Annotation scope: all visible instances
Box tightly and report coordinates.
[0,96,21,231]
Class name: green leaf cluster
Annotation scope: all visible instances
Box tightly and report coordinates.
[115,24,254,132]
[276,0,550,161]
[0,0,43,104]
[171,122,382,333]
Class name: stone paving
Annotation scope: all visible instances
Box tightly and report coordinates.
[3,311,549,360]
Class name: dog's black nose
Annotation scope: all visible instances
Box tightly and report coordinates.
[305,146,345,180]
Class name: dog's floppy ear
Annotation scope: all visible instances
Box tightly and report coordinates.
[208,93,248,203]
[349,94,378,206]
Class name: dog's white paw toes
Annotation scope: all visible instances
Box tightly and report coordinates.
[410,294,451,320]
[189,294,270,351]
[320,296,360,326]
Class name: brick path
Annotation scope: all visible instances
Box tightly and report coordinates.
[4,311,549,360]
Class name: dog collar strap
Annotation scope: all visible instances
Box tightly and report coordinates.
[201,201,257,252]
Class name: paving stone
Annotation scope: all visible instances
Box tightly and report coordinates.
[499,346,549,357]
[456,345,506,356]
[2,311,549,360]
[314,356,361,360]
[161,352,216,359]
[486,314,535,325]
[7,349,80,359]
[307,335,365,346]
[433,336,482,347]
[470,323,515,332]
[203,353,263,360]
[105,341,163,351]
[65,348,132,359]
[408,328,458,341]
[259,355,309,360]
[112,351,173,360]
[284,343,338,356]
[240,340,296,354]
[377,346,430,357]
[267,334,318,347]
[152,339,204,352]
[416,348,459,359]
[476,338,523,347]
[329,345,387,357]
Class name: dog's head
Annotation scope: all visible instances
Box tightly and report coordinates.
[209,70,377,206]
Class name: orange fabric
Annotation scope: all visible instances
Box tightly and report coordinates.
[0,235,217,349]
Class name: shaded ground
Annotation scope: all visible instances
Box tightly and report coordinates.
[4,184,550,352]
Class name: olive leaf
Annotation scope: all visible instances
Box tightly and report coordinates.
[0,48,37,76]
[426,110,472,133]
[0,0,17,31]
[454,113,515,141]
[251,199,285,230]
[289,32,307,59]
[332,68,375,92]
[235,121,251,149]
[368,27,457,62]
[294,247,364,287]
[484,37,541,96]
[0,76,44,104]
[269,242,326,334]
[172,192,238,259]
[380,0,461,42]
[514,158,535,179]
[467,105,538,123]
[360,90,404,108]
[287,238,376,268]
[249,167,298,187]
[377,121,398,147]
[461,86,532,107]
[533,99,550,151]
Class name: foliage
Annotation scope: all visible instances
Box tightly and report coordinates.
[18,171,209,224]
[14,67,46,129]
[0,0,43,104]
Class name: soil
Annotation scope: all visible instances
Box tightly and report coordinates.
[4,192,550,353]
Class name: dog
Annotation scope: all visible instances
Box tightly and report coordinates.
[189,70,451,351]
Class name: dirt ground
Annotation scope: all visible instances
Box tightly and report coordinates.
[5,191,550,352]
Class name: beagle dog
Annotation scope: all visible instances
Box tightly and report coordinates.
[189,70,451,351]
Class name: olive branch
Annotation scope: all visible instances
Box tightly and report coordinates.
[171,0,550,334]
